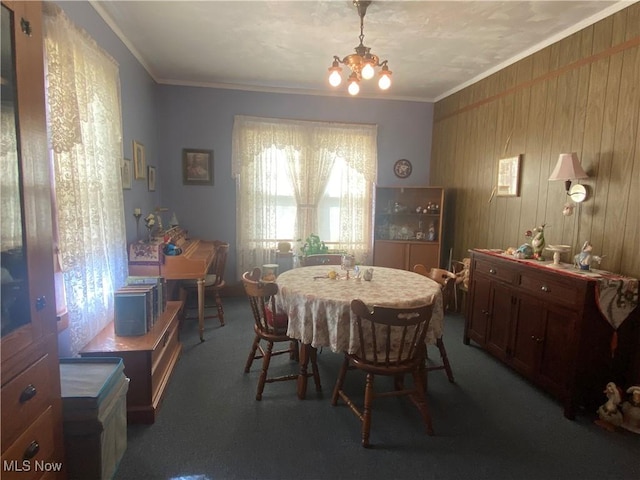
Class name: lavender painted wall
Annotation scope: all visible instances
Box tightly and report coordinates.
[157,87,433,279]
[54,1,435,282]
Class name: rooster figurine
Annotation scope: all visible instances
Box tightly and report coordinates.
[531,224,546,260]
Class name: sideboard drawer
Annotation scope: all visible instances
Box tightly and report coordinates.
[1,406,57,480]
[151,316,180,400]
[473,257,514,284]
[1,354,52,448]
[518,272,579,307]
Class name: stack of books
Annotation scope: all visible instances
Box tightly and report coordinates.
[113,276,167,336]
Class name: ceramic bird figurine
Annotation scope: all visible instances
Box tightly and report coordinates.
[574,241,604,270]
[621,386,640,434]
[595,382,623,431]
[531,224,546,260]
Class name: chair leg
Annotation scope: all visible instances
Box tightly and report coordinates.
[256,341,274,401]
[411,370,434,435]
[289,340,299,361]
[331,356,350,406]
[361,373,375,448]
[436,337,455,383]
[244,334,260,373]
[309,345,322,393]
[215,291,225,326]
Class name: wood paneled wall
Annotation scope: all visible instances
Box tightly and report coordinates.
[431,3,640,278]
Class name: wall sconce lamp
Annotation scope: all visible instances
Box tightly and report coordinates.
[548,152,589,203]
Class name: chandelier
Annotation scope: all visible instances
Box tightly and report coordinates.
[327,0,392,96]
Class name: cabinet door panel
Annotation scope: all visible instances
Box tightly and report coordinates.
[408,242,440,271]
[537,305,576,395]
[373,241,405,269]
[511,294,544,378]
[466,274,491,345]
[485,282,513,361]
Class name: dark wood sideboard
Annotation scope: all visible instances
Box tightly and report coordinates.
[464,249,625,419]
[80,301,183,423]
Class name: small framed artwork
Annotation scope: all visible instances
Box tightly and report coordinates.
[183,148,214,185]
[121,158,132,190]
[497,155,522,197]
[133,140,146,179]
[148,166,156,191]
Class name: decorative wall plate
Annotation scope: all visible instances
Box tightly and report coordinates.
[393,159,412,178]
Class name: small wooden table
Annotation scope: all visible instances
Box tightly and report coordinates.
[276,266,443,399]
[80,301,183,423]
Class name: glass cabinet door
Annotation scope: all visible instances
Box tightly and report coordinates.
[1,4,31,336]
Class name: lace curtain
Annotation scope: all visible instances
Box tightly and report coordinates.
[0,106,21,250]
[43,4,128,355]
[232,115,377,278]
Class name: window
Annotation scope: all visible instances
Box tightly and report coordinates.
[232,116,377,278]
[43,4,128,355]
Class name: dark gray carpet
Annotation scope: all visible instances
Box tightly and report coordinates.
[114,296,639,480]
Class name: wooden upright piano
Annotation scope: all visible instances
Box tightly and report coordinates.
[128,226,216,340]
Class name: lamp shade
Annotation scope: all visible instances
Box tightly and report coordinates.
[549,153,588,181]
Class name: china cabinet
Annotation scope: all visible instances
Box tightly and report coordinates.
[1,1,65,477]
[373,186,445,271]
[464,249,615,419]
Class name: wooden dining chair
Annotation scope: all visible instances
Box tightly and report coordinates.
[332,299,435,447]
[300,254,342,266]
[451,258,470,313]
[180,241,229,326]
[413,264,455,383]
[242,268,321,401]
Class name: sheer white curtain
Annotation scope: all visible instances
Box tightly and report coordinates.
[0,106,21,250]
[43,4,128,355]
[232,115,377,278]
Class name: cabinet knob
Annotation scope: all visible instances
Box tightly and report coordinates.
[540,285,550,292]
[35,296,46,311]
[20,18,32,37]
[19,384,37,403]
[23,441,40,461]
[489,268,497,275]
[531,335,543,343]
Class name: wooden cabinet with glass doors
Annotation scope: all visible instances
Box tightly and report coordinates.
[1,1,65,477]
[373,187,445,271]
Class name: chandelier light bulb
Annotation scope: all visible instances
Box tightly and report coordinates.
[378,65,392,90]
[348,78,360,96]
[329,70,342,87]
[361,62,375,80]
[328,59,343,87]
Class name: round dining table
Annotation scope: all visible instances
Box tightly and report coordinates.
[276,265,444,398]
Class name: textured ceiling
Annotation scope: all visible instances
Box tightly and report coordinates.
[91,0,631,102]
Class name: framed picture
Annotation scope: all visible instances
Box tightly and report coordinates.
[121,158,132,190]
[182,148,214,185]
[496,155,521,197]
[133,140,146,179]
[148,166,156,191]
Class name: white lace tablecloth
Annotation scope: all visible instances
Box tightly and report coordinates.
[276,265,444,354]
